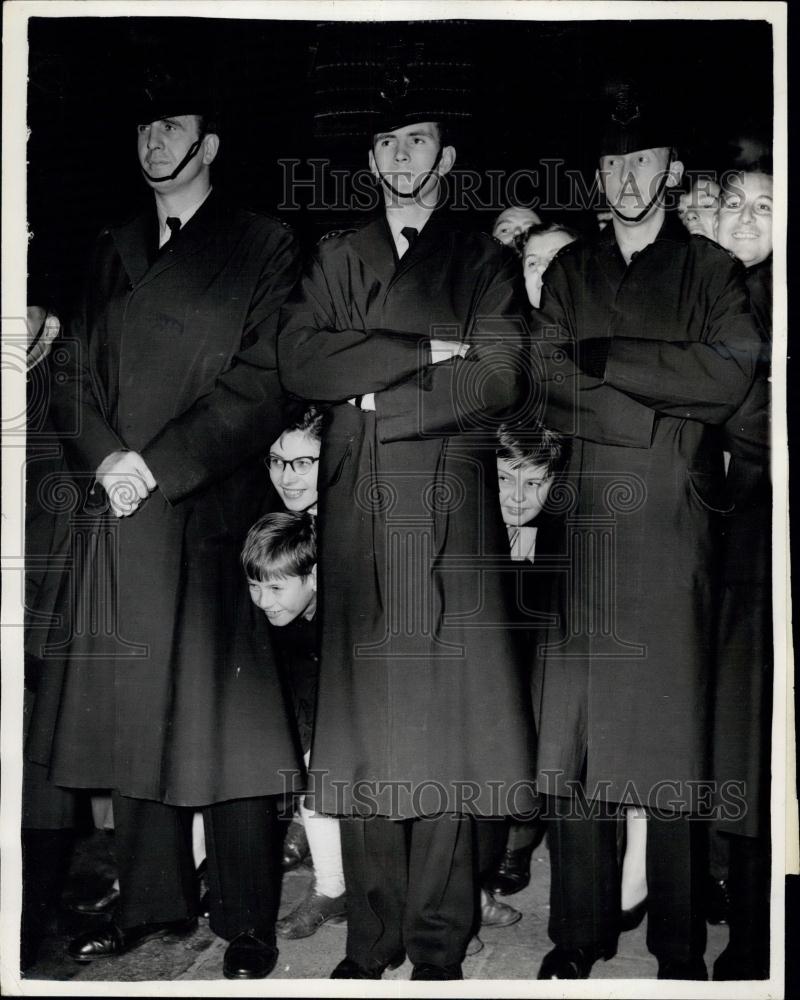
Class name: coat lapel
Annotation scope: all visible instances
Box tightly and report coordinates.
[111,190,222,291]
[109,211,155,288]
[349,212,450,288]
[349,216,396,286]
[392,212,449,282]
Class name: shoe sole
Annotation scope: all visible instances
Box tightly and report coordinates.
[223,967,276,980]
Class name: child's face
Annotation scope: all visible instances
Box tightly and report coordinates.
[497,458,554,527]
[247,569,317,626]
[268,430,321,512]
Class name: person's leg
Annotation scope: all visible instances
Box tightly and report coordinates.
[202,796,283,943]
[338,814,407,972]
[714,832,770,979]
[474,817,521,928]
[475,816,508,879]
[111,791,197,929]
[299,751,344,898]
[645,811,707,975]
[545,798,619,953]
[621,807,648,911]
[191,811,206,870]
[507,819,542,852]
[404,813,474,970]
[276,784,347,939]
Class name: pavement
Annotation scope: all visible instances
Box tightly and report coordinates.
[21,828,728,986]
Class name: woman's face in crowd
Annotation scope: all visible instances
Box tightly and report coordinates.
[715,172,773,268]
[268,430,321,512]
[523,230,576,308]
[492,207,541,246]
[677,179,721,240]
[497,457,554,527]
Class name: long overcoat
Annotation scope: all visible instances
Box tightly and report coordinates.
[278,214,538,819]
[530,215,762,811]
[27,192,305,806]
[713,258,772,837]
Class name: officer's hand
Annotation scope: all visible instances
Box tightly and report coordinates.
[430,339,468,364]
[95,450,157,518]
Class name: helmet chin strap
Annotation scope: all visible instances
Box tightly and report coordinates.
[609,164,673,224]
[374,145,444,201]
[141,136,204,184]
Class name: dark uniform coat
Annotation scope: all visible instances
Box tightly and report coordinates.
[530,215,762,811]
[713,258,772,837]
[278,214,537,819]
[23,357,81,829]
[27,191,305,806]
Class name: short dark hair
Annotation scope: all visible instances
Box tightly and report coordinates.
[241,511,316,582]
[279,404,324,444]
[497,423,567,479]
[513,221,581,258]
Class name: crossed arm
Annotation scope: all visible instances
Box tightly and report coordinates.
[278,251,529,441]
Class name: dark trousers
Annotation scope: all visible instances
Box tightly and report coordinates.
[546,796,707,963]
[475,816,509,879]
[723,832,771,977]
[340,813,474,970]
[112,791,283,942]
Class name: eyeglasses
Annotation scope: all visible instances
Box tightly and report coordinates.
[267,455,319,475]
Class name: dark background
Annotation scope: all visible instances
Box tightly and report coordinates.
[27,16,774,317]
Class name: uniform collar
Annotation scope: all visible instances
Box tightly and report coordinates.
[111,188,222,289]
[155,185,214,246]
[599,209,689,252]
[350,210,449,285]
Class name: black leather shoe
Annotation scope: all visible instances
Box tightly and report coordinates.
[485,843,535,896]
[68,885,121,915]
[657,957,708,980]
[330,957,383,979]
[222,931,278,980]
[68,917,197,962]
[538,944,615,979]
[619,896,648,931]
[411,963,463,980]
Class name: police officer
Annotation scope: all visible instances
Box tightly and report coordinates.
[530,86,763,980]
[26,69,302,979]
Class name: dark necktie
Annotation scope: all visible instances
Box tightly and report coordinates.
[401,226,419,249]
[164,216,182,247]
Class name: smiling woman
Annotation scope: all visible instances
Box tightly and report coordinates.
[267,406,323,513]
[716,170,773,268]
